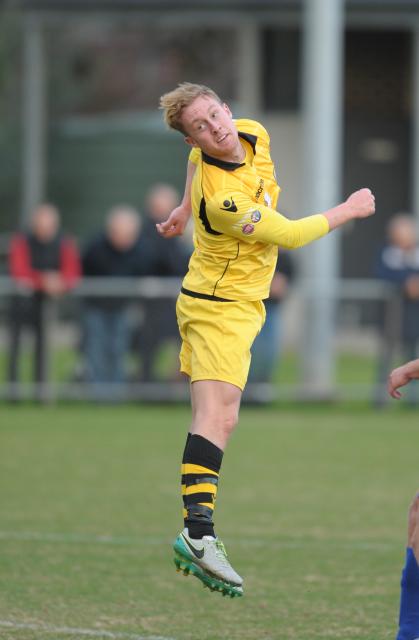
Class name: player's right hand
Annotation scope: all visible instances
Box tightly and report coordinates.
[346,188,375,219]
[156,205,192,238]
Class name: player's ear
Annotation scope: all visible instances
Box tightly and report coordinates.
[184,136,198,148]
[222,103,233,119]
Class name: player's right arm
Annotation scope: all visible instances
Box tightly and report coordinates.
[156,159,197,238]
[206,188,375,249]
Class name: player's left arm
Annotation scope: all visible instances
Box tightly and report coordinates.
[206,191,328,248]
[206,188,375,249]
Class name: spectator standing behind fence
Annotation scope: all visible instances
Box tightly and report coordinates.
[374,213,419,405]
[7,203,81,401]
[247,251,294,387]
[81,205,147,400]
[136,184,191,382]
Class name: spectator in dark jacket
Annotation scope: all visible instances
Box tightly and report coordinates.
[8,203,81,399]
[374,213,419,405]
[136,184,191,382]
[82,205,146,398]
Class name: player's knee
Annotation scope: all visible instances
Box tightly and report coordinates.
[222,408,239,434]
[194,406,238,436]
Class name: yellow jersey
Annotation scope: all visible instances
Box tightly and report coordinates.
[182,118,329,301]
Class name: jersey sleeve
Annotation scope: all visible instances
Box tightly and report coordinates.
[188,147,202,165]
[206,189,329,249]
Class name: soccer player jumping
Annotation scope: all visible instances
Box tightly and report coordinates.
[158,83,375,597]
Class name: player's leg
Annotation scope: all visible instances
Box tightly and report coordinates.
[175,379,243,595]
[190,379,241,448]
[180,380,237,538]
[182,380,240,537]
[396,493,419,640]
[173,296,264,596]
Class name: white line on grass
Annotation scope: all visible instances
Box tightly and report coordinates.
[0,620,174,640]
[0,530,397,551]
[0,531,163,546]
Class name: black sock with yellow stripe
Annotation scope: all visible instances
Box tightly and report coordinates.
[181,434,223,539]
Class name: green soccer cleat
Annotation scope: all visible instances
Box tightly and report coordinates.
[173,528,243,598]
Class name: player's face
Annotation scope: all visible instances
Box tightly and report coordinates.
[181,96,242,161]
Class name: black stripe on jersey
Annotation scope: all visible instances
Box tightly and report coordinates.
[181,287,233,302]
[238,131,257,154]
[184,493,215,506]
[198,197,222,236]
[212,243,240,297]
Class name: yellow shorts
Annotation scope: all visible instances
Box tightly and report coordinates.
[176,292,266,390]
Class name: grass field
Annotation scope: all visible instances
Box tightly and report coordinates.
[0,402,418,640]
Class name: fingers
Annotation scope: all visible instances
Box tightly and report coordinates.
[155,207,189,238]
[363,188,376,210]
[387,374,402,399]
[348,188,376,217]
[387,365,412,399]
[156,222,173,237]
[388,387,402,400]
[156,222,183,238]
[156,219,172,233]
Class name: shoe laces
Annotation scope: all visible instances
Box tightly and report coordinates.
[214,540,229,566]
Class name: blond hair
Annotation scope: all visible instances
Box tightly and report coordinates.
[159,82,222,134]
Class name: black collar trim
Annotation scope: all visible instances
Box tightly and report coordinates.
[201,152,244,171]
[238,131,257,154]
[201,130,258,171]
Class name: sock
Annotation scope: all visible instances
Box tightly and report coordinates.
[397,548,419,640]
[181,434,223,539]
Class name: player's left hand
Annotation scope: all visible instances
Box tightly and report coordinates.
[346,188,376,219]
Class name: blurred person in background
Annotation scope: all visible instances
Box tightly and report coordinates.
[7,203,81,400]
[135,183,191,382]
[81,205,146,400]
[247,251,294,387]
[374,214,419,406]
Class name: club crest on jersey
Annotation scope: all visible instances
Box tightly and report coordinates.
[242,223,255,235]
[220,198,238,213]
[251,210,262,223]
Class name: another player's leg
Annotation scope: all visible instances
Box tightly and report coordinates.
[396,493,419,640]
[174,380,243,597]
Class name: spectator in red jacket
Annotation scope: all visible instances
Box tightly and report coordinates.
[7,203,81,400]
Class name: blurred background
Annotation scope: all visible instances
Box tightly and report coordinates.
[1,0,419,404]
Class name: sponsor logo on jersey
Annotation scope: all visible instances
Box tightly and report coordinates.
[220,198,238,213]
[255,178,264,201]
[242,223,255,235]
[264,192,272,207]
[251,210,262,223]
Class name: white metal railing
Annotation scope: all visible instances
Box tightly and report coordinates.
[0,276,404,403]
